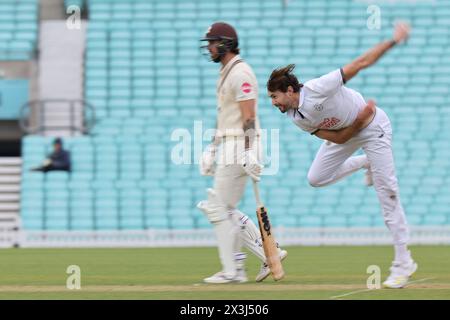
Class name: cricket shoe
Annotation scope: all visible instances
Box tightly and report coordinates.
[383,259,418,289]
[255,249,288,282]
[203,270,248,284]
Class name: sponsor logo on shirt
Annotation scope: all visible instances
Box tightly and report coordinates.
[314,103,323,111]
[241,82,252,94]
[317,117,341,129]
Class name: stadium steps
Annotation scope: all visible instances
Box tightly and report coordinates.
[0,158,22,214]
[38,20,87,136]
[0,158,21,245]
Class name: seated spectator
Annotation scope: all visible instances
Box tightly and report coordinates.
[31,137,71,172]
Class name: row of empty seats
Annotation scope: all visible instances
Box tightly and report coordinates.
[0,0,38,61]
[65,0,85,10]
[20,127,450,231]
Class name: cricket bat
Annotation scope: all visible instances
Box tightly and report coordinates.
[252,180,285,281]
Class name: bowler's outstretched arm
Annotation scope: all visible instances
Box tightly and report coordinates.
[342,22,410,82]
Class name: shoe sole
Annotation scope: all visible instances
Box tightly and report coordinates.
[255,251,288,282]
[409,262,418,277]
[204,278,247,284]
[383,262,418,289]
[383,283,405,289]
[204,274,249,284]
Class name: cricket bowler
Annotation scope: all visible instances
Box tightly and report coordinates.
[267,22,417,288]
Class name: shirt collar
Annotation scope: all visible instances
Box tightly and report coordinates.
[220,55,241,76]
[298,88,305,110]
[287,89,305,119]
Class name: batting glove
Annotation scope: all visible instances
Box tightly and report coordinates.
[240,149,263,182]
[199,144,217,176]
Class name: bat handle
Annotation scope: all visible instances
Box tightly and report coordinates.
[252,180,263,208]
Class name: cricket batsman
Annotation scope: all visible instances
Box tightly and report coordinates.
[197,22,286,284]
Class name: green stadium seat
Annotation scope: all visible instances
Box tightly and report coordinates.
[120,217,144,230]
[22,219,43,230]
[348,215,373,227]
[96,216,119,230]
[423,215,448,226]
[323,216,347,227]
[195,216,211,229]
[273,215,298,228]
[21,204,43,218]
[299,216,322,228]
[145,216,170,229]
[71,219,95,230]
[46,215,69,231]
[170,217,195,230]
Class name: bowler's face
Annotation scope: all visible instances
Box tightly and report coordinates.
[268,90,290,114]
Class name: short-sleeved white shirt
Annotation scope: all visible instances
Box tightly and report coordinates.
[287,69,367,133]
[216,55,260,137]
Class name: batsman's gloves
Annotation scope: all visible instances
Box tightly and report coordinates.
[199,144,217,176]
[240,149,263,182]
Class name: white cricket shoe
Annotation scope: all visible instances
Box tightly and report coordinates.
[236,268,248,283]
[204,270,247,284]
[364,167,373,186]
[255,249,288,282]
[383,259,418,289]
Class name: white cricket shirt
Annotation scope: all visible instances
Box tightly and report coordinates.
[216,55,260,137]
[287,69,367,133]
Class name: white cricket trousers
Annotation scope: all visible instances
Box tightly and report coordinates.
[207,137,267,275]
[307,107,409,246]
[214,136,262,209]
[211,163,248,275]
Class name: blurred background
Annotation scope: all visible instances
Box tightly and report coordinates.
[0,0,449,248]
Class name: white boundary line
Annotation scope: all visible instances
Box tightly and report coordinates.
[330,288,374,300]
[405,277,436,287]
[330,278,437,300]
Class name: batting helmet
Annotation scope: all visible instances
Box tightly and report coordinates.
[200,22,239,62]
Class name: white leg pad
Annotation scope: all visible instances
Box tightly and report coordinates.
[231,209,266,263]
[234,252,247,270]
[198,188,239,275]
[197,188,229,223]
[213,218,237,276]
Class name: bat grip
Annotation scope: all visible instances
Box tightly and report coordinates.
[252,180,263,208]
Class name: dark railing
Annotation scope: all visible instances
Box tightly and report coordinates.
[19,99,95,136]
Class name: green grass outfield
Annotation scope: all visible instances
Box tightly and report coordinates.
[0,245,449,300]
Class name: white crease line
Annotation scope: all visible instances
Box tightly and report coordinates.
[330,288,374,300]
[330,278,437,300]
[405,277,436,287]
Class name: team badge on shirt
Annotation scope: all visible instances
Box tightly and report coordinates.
[241,82,252,94]
[314,103,323,111]
[318,117,341,129]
